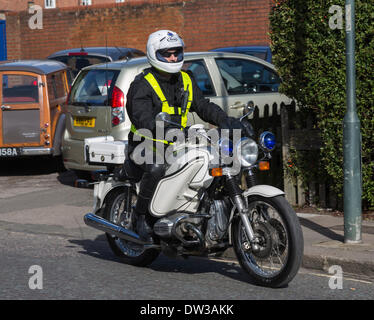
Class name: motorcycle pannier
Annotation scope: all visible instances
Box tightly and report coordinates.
[84,136,128,165]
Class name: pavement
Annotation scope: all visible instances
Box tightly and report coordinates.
[222,213,374,282]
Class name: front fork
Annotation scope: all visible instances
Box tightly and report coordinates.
[226,174,260,251]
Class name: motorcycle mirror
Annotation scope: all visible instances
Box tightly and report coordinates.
[242,100,255,119]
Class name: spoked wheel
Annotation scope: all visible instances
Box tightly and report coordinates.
[232,195,304,288]
[103,187,159,267]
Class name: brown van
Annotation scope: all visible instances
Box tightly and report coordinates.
[0,60,69,158]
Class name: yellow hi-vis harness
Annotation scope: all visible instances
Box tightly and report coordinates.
[130,71,193,145]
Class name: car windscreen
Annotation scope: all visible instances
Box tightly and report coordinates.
[51,55,111,77]
[68,69,119,106]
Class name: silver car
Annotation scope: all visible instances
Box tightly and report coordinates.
[62,52,291,172]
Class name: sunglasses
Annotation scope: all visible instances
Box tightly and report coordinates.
[159,48,183,58]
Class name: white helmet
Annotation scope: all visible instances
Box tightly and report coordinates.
[146,30,184,74]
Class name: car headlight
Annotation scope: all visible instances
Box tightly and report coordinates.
[236,137,258,167]
[259,131,276,151]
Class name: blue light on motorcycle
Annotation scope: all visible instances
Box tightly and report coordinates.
[218,138,233,157]
[259,131,276,151]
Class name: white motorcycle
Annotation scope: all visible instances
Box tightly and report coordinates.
[83,104,304,288]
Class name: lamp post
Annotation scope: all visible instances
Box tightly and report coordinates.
[343,0,362,243]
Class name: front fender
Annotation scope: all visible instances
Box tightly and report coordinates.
[243,185,285,198]
[228,185,285,244]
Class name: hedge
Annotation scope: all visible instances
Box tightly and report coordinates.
[269,0,374,208]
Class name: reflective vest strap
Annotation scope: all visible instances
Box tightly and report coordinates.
[130,123,172,145]
[144,73,174,114]
[131,71,194,145]
[180,71,193,128]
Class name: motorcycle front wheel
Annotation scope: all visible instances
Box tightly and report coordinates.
[232,195,303,288]
[103,187,159,267]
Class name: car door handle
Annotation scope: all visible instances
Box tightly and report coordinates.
[1,105,11,111]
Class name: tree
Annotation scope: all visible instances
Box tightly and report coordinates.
[269,0,374,208]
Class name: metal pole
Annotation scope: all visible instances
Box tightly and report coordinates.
[343,0,362,243]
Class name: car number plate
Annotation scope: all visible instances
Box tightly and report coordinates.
[0,147,19,157]
[73,117,95,127]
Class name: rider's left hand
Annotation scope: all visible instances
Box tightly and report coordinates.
[220,116,245,130]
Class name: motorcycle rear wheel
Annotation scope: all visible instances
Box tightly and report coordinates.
[232,195,303,288]
[103,187,160,267]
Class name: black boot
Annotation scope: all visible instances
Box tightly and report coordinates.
[136,214,154,244]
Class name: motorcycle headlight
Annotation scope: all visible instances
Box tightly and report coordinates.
[236,137,258,167]
[259,131,276,151]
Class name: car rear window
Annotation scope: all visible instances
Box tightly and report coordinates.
[2,74,39,103]
[51,55,110,77]
[242,51,267,61]
[68,69,119,106]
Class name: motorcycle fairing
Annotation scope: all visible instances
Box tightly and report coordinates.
[150,148,213,217]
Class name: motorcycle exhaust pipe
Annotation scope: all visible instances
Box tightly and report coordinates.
[84,213,151,245]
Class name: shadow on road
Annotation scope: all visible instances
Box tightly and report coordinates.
[150,255,259,286]
[299,217,344,242]
[69,236,121,264]
[57,170,80,187]
[0,156,62,176]
[0,156,94,189]
[70,235,261,287]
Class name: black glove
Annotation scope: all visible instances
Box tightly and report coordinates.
[220,116,245,130]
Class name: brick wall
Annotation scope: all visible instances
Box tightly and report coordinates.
[5,0,273,60]
[1,0,196,12]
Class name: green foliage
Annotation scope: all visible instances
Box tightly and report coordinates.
[269,0,374,208]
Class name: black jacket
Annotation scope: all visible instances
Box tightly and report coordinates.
[126,67,228,149]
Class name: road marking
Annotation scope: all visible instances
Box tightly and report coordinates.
[208,257,373,284]
[298,270,373,284]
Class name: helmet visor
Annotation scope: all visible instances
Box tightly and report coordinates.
[156,47,184,63]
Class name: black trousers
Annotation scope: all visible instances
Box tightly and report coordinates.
[135,163,166,213]
[127,140,168,225]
